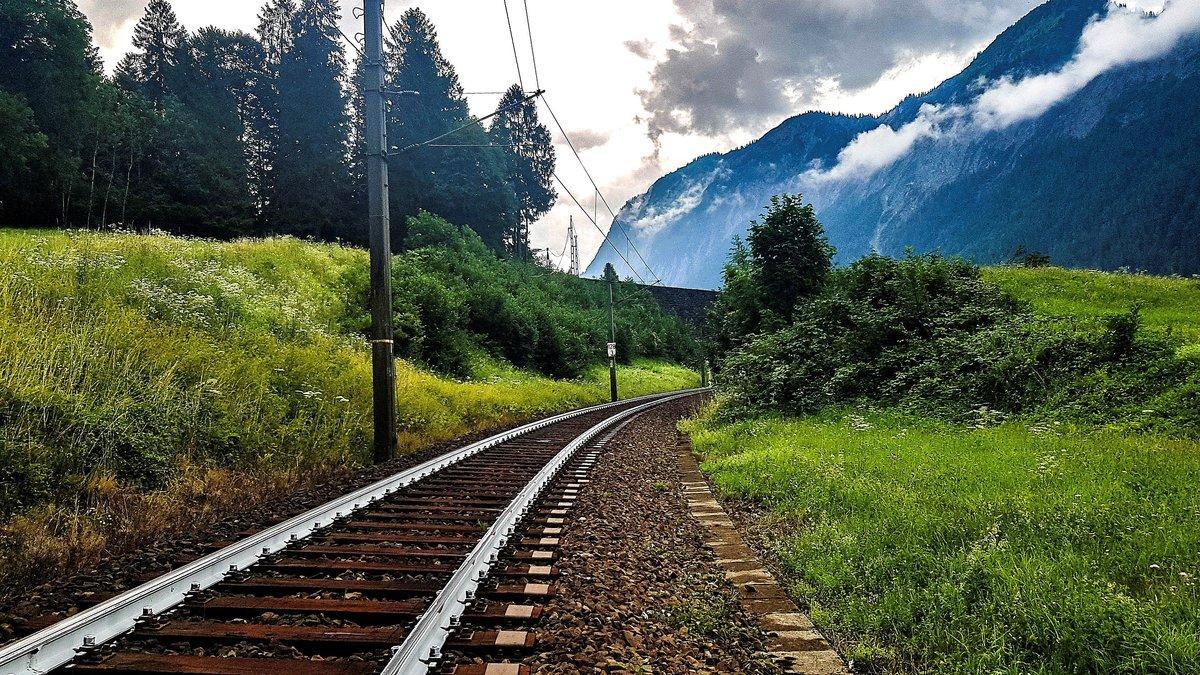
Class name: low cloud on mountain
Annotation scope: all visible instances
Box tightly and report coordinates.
[806,0,1200,184]
[637,0,1040,141]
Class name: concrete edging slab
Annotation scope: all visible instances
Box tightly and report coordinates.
[677,442,848,675]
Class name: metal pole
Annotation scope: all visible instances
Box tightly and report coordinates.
[608,281,618,402]
[365,0,396,463]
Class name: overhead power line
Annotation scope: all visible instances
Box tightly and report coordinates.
[337,26,365,59]
[540,95,661,284]
[426,143,537,148]
[494,0,661,285]
[553,172,646,285]
[502,0,526,91]
[396,89,543,153]
[522,0,542,90]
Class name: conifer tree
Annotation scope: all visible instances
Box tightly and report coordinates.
[114,0,188,110]
[386,8,517,250]
[256,0,297,69]
[271,0,352,239]
[171,28,265,234]
[253,0,297,220]
[490,84,556,257]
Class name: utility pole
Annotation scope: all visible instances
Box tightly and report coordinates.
[607,277,618,402]
[364,0,396,463]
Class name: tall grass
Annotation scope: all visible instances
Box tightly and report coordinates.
[0,229,697,587]
[984,266,1200,347]
[685,408,1200,673]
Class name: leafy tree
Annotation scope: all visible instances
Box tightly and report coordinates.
[746,193,834,322]
[0,91,47,204]
[602,262,619,284]
[708,236,763,359]
[386,8,517,250]
[270,0,353,239]
[489,84,556,256]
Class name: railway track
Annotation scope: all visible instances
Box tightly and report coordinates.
[0,390,703,675]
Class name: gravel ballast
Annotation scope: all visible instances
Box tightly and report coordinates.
[517,397,780,673]
[0,419,551,646]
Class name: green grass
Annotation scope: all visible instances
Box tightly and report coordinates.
[685,407,1200,673]
[0,228,696,586]
[985,266,1200,347]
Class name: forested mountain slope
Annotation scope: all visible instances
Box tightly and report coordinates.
[588,0,1200,288]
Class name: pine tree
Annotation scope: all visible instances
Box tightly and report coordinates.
[169,27,265,235]
[271,0,352,239]
[114,0,188,110]
[386,8,517,250]
[256,0,297,69]
[490,84,556,257]
[253,0,297,221]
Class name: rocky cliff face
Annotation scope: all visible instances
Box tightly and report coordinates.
[588,0,1200,288]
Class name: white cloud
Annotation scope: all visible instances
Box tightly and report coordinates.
[809,103,963,183]
[973,0,1200,129]
[805,0,1200,184]
[626,167,720,236]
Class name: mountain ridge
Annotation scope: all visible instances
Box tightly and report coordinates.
[588,0,1200,288]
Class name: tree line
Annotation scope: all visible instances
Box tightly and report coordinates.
[0,0,556,255]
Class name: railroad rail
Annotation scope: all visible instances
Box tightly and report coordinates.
[0,390,702,675]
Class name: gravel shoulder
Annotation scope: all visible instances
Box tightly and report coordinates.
[520,397,780,673]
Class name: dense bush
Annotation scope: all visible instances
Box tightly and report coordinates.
[712,199,1200,434]
[388,213,698,378]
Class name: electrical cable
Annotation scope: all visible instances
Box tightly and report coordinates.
[337,25,366,59]
[553,172,646,284]
[396,89,543,153]
[502,0,526,91]
[425,143,536,148]
[540,95,662,283]
[522,0,541,90]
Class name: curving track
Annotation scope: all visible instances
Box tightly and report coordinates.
[0,390,702,675]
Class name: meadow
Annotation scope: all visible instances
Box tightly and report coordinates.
[696,258,1200,673]
[686,409,1200,673]
[0,228,697,587]
[985,266,1200,349]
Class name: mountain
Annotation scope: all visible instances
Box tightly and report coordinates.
[587,0,1200,289]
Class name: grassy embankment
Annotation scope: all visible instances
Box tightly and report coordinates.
[0,228,697,587]
[984,266,1200,353]
[689,266,1200,673]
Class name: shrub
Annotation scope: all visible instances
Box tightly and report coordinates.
[393,212,699,378]
[717,250,1200,435]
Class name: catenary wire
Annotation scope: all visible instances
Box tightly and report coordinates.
[523,0,542,90]
[553,172,647,284]
[540,96,661,283]
[502,0,526,91]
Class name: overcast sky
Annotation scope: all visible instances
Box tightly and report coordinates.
[79,0,1041,270]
